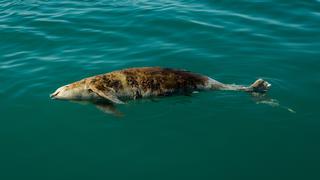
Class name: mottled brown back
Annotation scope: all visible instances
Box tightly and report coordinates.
[85,67,208,99]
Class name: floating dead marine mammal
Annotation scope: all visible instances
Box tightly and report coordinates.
[50,67,271,114]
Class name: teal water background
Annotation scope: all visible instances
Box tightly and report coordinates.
[1,0,320,179]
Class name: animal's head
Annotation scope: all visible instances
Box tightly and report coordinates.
[50,80,97,100]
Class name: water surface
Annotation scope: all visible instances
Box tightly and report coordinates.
[1,0,320,179]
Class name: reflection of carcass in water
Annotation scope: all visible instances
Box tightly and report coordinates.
[252,93,296,113]
[70,100,123,117]
[94,102,123,117]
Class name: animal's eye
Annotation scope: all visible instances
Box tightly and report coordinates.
[88,89,93,93]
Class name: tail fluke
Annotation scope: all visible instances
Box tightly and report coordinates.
[247,79,271,93]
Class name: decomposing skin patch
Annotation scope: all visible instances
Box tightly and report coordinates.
[78,67,209,101]
[118,67,208,97]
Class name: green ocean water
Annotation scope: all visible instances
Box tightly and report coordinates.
[1,0,320,179]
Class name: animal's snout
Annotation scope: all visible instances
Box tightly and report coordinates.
[50,91,59,99]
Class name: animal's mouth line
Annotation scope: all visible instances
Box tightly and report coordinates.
[50,91,59,99]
